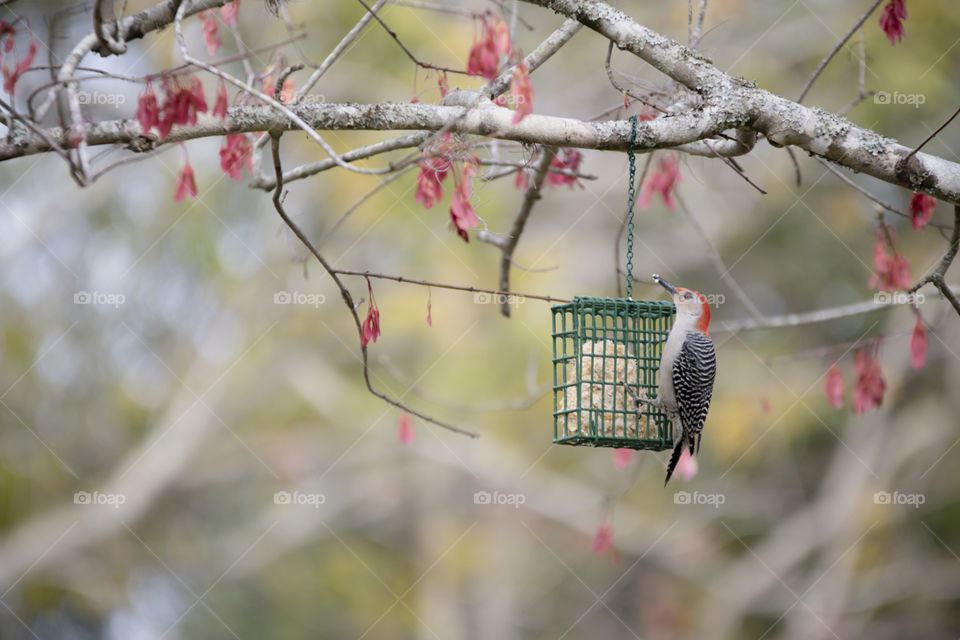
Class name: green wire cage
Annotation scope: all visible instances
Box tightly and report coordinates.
[551,296,676,451]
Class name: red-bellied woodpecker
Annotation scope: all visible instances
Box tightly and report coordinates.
[632,274,716,486]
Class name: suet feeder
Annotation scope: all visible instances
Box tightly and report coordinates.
[551,296,675,450]
[550,115,676,451]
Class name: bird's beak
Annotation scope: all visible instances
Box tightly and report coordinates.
[652,274,677,295]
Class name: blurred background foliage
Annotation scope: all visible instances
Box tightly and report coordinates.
[0,0,959,638]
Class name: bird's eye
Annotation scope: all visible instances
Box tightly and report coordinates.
[684,292,692,299]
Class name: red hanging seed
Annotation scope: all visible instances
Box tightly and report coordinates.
[824,365,845,409]
[219,134,252,181]
[174,161,198,202]
[360,279,381,346]
[910,317,928,370]
[879,0,907,45]
[449,162,479,243]
[909,193,935,231]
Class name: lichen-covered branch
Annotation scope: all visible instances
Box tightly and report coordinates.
[519,0,960,205]
[0,98,741,160]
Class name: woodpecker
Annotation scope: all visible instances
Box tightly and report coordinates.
[632,274,716,486]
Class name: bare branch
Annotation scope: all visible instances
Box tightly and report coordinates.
[604,40,668,114]
[675,192,766,321]
[691,0,707,47]
[171,2,392,177]
[253,16,583,190]
[354,0,468,75]
[718,297,895,333]
[0,100,742,160]
[900,104,960,167]
[268,132,478,438]
[480,18,582,100]
[320,165,417,243]
[519,0,960,204]
[795,0,884,103]
[498,146,557,317]
[815,157,952,232]
[909,205,960,317]
[93,0,127,55]
[295,0,386,102]
[252,133,427,190]
[331,268,570,304]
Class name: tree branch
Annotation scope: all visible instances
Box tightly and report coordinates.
[519,0,960,204]
[909,205,960,317]
[795,0,884,103]
[498,146,557,317]
[330,268,570,304]
[269,133,478,438]
[0,99,743,160]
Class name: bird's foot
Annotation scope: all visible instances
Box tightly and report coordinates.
[622,384,658,409]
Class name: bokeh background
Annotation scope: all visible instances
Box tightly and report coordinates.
[1,1,959,638]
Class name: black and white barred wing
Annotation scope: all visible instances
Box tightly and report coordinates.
[671,330,716,453]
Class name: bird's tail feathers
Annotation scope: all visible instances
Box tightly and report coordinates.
[664,437,685,487]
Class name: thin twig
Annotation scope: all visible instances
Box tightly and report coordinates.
[675,192,766,321]
[909,205,960,317]
[173,1,390,176]
[332,269,569,304]
[838,28,873,115]
[269,133,477,438]
[354,0,469,75]
[785,147,802,186]
[702,138,767,194]
[477,158,596,181]
[815,157,952,232]
[796,0,884,103]
[253,18,582,190]
[498,146,557,317]
[901,105,960,167]
[692,0,707,47]
[321,165,417,244]
[717,296,896,333]
[605,41,668,114]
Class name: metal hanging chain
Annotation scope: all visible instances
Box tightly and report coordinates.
[625,114,639,299]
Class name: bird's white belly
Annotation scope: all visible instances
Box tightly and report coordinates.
[657,329,686,413]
